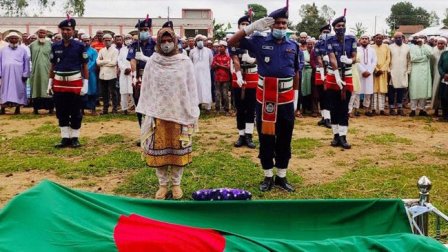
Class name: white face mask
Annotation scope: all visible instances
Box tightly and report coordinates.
[197,40,204,49]
[125,39,132,46]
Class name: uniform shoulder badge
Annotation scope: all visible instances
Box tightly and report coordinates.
[82,52,88,59]
[264,56,270,63]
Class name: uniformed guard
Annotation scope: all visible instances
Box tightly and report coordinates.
[228,6,299,192]
[230,14,258,149]
[325,13,357,149]
[315,23,332,128]
[47,16,89,148]
[127,15,156,127]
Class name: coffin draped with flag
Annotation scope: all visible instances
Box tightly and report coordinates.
[0,181,446,251]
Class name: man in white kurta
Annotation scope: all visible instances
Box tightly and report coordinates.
[354,34,377,116]
[117,35,134,113]
[430,37,447,115]
[409,37,433,116]
[389,32,411,116]
[189,35,213,111]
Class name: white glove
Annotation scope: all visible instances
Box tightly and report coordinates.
[323,55,330,63]
[317,67,325,82]
[340,55,353,65]
[47,78,53,95]
[236,71,244,88]
[241,53,256,64]
[80,79,88,95]
[293,90,299,111]
[243,17,275,35]
[333,69,345,90]
[135,51,149,62]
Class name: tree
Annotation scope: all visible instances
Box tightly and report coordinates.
[386,2,431,30]
[213,19,230,41]
[442,8,448,27]
[350,22,367,38]
[320,4,335,22]
[428,11,440,26]
[295,3,327,39]
[245,3,267,21]
[0,0,85,17]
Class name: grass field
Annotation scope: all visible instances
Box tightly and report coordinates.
[1,110,448,238]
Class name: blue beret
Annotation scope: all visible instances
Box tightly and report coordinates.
[162,21,173,29]
[320,24,331,32]
[238,15,251,25]
[58,18,76,29]
[331,16,346,27]
[268,6,288,19]
[135,18,152,29]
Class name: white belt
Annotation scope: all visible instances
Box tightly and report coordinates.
[327,68,352,75]
[258,77,293,90]
[243,67,257,74]
[54,73,82,81]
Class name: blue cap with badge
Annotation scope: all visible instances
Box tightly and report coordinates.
[58,14,76,29]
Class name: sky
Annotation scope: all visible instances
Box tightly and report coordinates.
[80,0,447,34]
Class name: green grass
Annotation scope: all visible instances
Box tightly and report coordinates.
[82,113,136,123]
[365,133,412,145]
[291,137,322,159]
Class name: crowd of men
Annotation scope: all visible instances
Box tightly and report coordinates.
[0,7,448,194]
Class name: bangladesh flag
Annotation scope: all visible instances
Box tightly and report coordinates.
[0,181,446,251]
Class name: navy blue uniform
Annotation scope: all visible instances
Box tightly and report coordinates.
[51,39,88,130]
[314,35,333,114]
[326,35,357,127]
[126,38,155,126]
[240,34,301,170]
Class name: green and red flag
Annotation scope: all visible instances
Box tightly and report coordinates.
[0,181,446,251]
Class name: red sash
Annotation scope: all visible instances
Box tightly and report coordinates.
[232,72,258,89]
[260,77,278,135]
[314,71,324,86]
[53,79,83,94]
[325,74,353,92]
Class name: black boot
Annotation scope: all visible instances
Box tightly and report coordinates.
[324,119,331,129]
[409,110,416,117]
[245,134,256,149]
[259,176,274,192]
[339,135,351,149]
[274,176,295,192]
[331,134,340,147]
[234,135,245,147]
[14,106,20,115]
[317,118,325,126]
[0,107,5,115]
[55,138,72,148]
[71,138,81,148]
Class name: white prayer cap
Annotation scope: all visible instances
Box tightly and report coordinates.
[225,33,233,39]
[103,33,112,39]
[360,33,370,39]
[438,37,447,44]
[124,34,133,39]
[299,32,308,37]
[28,34,37,39]
[81,34,90,40]
[78,29,85,34]
[195,34,206,41]
[306,37,315,43]
[5,32,20,40]
[213,41,219,46]
[219,40,227,47]
[36,26,47,32]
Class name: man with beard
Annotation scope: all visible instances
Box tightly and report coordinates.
[97,33,119,114]
[389,32,411,116]
[29,27,54,114]
[0,32,30,114]
[371,33,391,115]
[47,17,89,148]
[325,15,357,149]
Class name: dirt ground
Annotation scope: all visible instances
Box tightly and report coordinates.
[1,109,448,207]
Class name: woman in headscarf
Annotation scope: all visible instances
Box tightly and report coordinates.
[136,27,200,200]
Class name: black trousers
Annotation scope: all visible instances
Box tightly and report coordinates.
[256,102,295,170]
[100,78,118,112]
[388,86,405,108]
[327,89,351,126]
[233,88,256,130]
[54,92,83,129]
[315,85,330,110]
